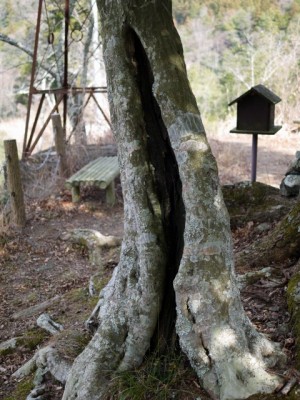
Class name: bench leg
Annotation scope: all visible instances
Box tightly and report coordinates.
[106,181,115,205]
[71,185,80,203]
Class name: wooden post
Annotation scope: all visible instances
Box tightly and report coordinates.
[71,185,81,202]
[51,113,68,177]
[4,140,26,227]
[106,181,116,205]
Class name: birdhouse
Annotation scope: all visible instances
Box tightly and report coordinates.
[228,84,282,183]
[228,84,282,134]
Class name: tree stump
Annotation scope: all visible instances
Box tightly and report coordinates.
[4,139,26,227]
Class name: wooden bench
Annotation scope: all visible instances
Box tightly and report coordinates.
[66,156,120,205]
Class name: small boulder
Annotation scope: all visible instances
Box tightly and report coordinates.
[280,174,300,197]
[37,313,63,335]
[0,337,19,352]
[280,151,300,197]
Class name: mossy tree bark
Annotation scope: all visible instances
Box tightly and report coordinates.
[236,201,300,270]
[62,2,285,399]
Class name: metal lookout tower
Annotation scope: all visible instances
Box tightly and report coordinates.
[23,0,110,159]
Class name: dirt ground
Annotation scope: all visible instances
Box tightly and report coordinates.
[0,130,299,399]
[209,127,297,187]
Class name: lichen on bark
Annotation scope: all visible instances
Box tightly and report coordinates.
[287,268,300,368]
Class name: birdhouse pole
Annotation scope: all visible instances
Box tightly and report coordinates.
[251,134,258,182]
[228,84,282,184]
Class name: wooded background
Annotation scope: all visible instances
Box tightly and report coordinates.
[0,0,300,148]
[0,0,300,122]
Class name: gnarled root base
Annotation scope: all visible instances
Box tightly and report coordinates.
[189,326,284,400]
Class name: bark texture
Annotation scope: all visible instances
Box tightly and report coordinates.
[63,2,285,399]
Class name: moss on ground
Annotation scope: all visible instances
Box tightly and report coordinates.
[2,375,34,400]
[104,351,206,400]
[57,277,108,328]
[53,328,91,360]
[0,347,15,357]
[0,328,48,356]
[19,327,49,351]
[64,275,109,309]
[247,386,300,399]
[222,181,293,228]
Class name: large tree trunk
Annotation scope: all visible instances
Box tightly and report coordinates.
[62,2,284,399]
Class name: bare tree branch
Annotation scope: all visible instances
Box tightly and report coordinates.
[0,32,56,80]
[0,33,33,58]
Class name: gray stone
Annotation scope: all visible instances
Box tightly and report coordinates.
[0,337,19,351]
[27,385,46,398]
[280,174,300,197]
[37,313,63,335]
[26,395,46,400]
[280,151,300,196]
[255,222,272,233]
[285,152,300,173]
[291,158,300,171]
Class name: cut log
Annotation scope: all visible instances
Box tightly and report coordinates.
[4,139,26,227]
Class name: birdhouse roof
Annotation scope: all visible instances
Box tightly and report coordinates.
[228,84,281,106]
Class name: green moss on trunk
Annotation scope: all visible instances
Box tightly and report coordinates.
[287,272,300,368]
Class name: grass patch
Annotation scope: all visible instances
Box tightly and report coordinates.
[0,231,9,246]
[19,327,49,351]
[0,346,16,357]
[54,329,92,360]
[63,287,99,312]
[0,328,48,356]
[58,277,109,325]
[64,276,109,305]
[105,351,204,400]
[2,375,34,400]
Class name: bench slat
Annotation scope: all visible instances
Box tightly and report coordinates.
[66,157,119,188]
[65,156,120,204]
